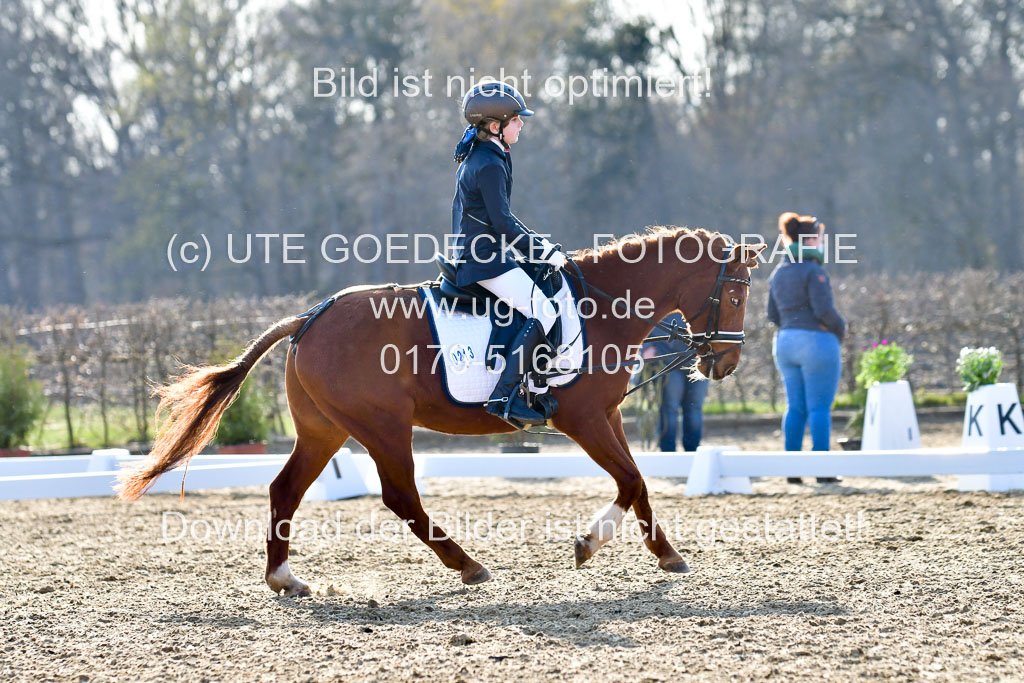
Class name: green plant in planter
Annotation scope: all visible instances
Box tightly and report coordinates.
[956,347,1003,393]
[855,340,913,387]
[0,345,46,450]
[847,340,913,437]
[214,378,272,446]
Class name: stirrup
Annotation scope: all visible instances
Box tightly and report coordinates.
[485,385,548,428]
[530,392,559,419]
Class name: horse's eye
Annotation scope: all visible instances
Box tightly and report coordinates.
[730,297,741,307]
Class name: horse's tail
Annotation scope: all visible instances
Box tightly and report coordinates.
[116,315,304,501]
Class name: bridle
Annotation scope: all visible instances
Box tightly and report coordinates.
[676,246,752,366]
[547,243,752,397]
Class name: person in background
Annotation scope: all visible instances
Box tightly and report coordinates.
[766,213,846,483]
[642,312,710,452]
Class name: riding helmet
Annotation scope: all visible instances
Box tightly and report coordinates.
[462,81,534,126]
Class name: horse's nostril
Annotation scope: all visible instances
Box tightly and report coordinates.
[717,361,737,378]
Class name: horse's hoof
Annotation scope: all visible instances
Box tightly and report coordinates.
[266,562,311,597]
[574,535,595,569]
[461,564,492,585]
[659,558,690,574]
[282,583,312,598]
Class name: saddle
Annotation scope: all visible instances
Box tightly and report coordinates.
[430,253,564,376]
[433,255,495,316]
[433,255,562,310]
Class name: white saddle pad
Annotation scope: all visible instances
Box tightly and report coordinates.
[420,279,585,406]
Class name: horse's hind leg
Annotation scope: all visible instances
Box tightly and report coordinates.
[609,410,689,573]
[349,421,492,585]
[266,361,348,596]
[265,431,346,596]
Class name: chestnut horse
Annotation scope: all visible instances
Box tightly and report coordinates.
[119,227,765,596]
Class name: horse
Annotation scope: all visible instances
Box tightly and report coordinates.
[118,227,766,596]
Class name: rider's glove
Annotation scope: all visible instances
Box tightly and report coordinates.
[537,238,566,270]
[546,250,567,271]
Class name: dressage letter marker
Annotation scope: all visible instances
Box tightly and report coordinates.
[861,380,922,450]
[959,383,1024,492]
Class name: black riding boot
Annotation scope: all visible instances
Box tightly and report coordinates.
[486,318,559,429]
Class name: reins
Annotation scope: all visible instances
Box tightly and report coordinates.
[512,246,752,436]
[535,245,751,399]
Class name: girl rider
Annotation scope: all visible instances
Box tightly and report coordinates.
[451,81,567,427]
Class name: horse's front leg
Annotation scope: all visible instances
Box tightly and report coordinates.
[609,409,689,573]
[558,415,647,568]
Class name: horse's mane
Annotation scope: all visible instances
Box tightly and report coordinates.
[572,226,731,262]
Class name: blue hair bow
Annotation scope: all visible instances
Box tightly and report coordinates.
[453,125,476,163]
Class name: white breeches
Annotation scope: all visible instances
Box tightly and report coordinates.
[477,267,559,334]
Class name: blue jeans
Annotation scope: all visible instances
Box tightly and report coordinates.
[773,329,841,451]
[658,372,709,452]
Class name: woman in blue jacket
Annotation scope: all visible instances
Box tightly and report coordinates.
[767,213,846,475]
[452,82,566,427]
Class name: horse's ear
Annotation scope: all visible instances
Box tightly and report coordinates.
[730,242,768,269]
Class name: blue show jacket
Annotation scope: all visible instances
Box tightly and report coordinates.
[450,141,548,286]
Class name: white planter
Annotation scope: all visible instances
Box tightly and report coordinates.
[959,383,1024,491]
[960,383,1024,447]
[861,380,921,450]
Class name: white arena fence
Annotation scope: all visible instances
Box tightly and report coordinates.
[1,445,1023,502]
